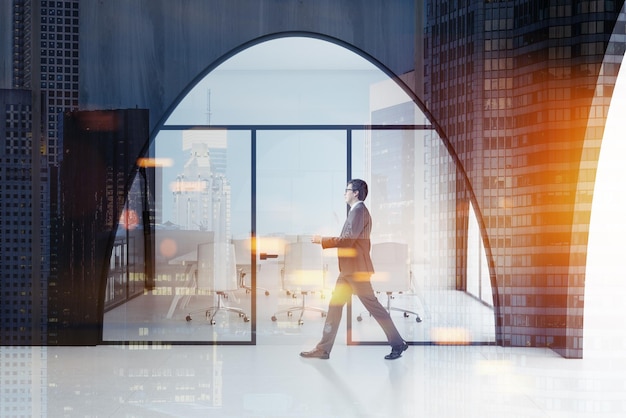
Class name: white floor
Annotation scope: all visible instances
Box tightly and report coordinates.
[2,343,625,417]
[3,273,624,417]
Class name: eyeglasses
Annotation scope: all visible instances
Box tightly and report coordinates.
[345,188,356,193]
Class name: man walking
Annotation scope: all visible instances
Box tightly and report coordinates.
[300,179,408,360]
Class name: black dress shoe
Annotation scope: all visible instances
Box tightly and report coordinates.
[384,342,409,360]
[300,348,330,359]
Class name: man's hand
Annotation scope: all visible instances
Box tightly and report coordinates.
[311,235,322,244]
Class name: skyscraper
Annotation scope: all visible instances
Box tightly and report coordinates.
[0,0,80,344]
[424,0,623,357]
[0,0,81,344]
[13,0,80,164]
[173,130,231,242]
[0,89,43,344]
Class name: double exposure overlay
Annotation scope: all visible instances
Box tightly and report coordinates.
[4,3,626,417]
[1,1,624,360]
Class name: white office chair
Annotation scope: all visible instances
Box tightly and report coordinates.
[185,242,250,324]
[271,241,327,325]
[357,242,422,323]
[233,238,270,296]
[165,249,198,319]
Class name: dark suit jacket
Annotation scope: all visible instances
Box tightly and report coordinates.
[321,202,374,276]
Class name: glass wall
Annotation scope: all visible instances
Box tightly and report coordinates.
[467,202,493,307]
[104,176,149,311]
[102,36,495,345]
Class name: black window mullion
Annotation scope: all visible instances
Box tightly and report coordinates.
[250,129,257,345]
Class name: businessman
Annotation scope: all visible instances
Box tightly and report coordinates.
[300,179,408,360]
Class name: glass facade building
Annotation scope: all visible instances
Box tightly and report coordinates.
[424,0,624,358]
[2,0,80,345]
[0,89,44,345]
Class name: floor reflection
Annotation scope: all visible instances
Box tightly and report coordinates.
[3,344,624,417]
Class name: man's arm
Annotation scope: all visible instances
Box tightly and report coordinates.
[312,206,366,249]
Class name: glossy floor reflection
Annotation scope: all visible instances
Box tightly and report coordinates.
[2,344,625,417]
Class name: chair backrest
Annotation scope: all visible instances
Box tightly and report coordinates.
[233,237,253,267]
[371,242,410,292]
[197,242,238,291]
[283,242,324,291]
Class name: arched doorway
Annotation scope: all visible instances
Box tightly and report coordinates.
[102,34,495,346]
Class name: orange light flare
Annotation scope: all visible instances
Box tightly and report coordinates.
[288,270,324,287]
[256,237,288,258]
[119,209,139,230]
[336,248,357,258]
[159,238,178,259]
[430,327,471,345]
[137,157,173,168]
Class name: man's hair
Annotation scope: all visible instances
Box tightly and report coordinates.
[349,179,368,201]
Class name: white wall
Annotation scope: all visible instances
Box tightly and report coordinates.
[584,51,626,359]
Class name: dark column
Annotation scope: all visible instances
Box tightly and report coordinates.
[55,109,150,345]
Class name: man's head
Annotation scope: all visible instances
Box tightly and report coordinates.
[345,179,368,204]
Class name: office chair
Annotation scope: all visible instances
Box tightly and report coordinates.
[271,241,327,325]
[233,238,270,296]
[357,242,422,323]
[165,249,198,319]
[185,242,250,324]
